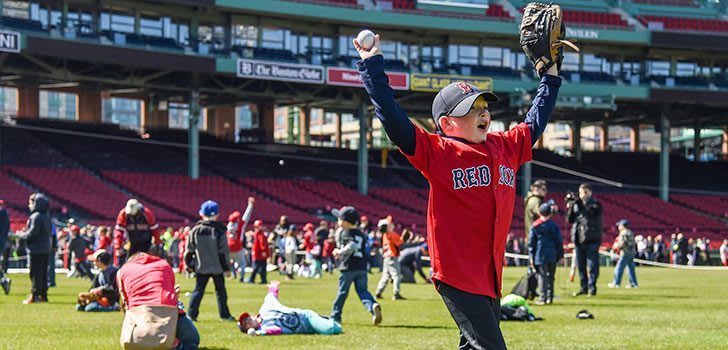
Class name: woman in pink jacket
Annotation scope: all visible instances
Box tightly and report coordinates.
[118,239,199,349]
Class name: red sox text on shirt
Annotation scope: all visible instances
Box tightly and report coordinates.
[451,164,515,190]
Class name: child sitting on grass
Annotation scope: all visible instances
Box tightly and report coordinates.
[76,250,120,312]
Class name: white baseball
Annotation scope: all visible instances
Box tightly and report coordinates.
[357,30,376,51]
[279,159,285,166]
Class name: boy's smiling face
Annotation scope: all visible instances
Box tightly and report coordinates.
[439,96,491,144]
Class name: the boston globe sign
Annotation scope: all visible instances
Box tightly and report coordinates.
[237,59,324,84]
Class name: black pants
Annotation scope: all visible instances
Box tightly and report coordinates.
[436,280,506,350]
[30,253,50,299]
[0,241,7,278]
[575,242,600,294]
[536,263,556,302]
[188,273,231,320]
[247,259,267,283]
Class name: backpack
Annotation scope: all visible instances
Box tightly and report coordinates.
[510,267,539,300]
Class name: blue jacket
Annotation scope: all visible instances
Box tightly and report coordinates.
[528,219,564,265]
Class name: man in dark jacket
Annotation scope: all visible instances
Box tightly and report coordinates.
[566,183,603,297]
[18,193,52,304]
[528,203,564,305]
[0,199,11,295]
[330,206,382,325]
[185,200,234,322]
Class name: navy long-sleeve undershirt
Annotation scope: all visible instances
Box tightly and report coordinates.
[357,55,562,156]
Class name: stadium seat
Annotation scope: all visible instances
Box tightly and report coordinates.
[561,9,630,28]
[486,4,513,19]
[6,166,182,222]
[382,1,513,21]
[632,0,698,7]
[638,15,728,33]
[102,172,318,226]
[671,194,728,220]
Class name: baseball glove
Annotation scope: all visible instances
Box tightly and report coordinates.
[520,2,579,77]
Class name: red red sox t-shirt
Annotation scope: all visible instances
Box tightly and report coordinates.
[405,123,532,298]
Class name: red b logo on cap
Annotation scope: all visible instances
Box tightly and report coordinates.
[457,82,473,94]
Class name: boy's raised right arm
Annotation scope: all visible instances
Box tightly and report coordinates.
[355,35,416,156]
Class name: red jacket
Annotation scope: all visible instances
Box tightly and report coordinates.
[113,207,162,252]
[303,229,316,253]
[97,234,111,252]
[322,239,335,258]
[117,252,177,309]
[251,229,269,261]
[226,219,247,253]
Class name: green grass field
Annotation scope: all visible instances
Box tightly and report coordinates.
[1,266,726,349]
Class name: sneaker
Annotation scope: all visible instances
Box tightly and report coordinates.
[626,284,638,289]
[535,300,547,306]
[1,278,10,295]
[392,293,406,301]
[221,316,236,322]
[375,293,383,299]
[22,295,38,304]
[588,290,597,297]
[546,299,553,305]
[608,282,620,289]
[572,290,587,297]
[371,303,382,326]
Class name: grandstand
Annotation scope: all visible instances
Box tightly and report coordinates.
[0,0,726,249]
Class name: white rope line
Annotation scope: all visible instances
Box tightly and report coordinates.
[598,251,728,271]
[422,252,727,270]
[530,159,624,188]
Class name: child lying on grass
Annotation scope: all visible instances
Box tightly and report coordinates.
[237,280,342,336]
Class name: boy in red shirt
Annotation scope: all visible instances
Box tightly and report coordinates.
[355,33,561,349]
[246,220,269,284]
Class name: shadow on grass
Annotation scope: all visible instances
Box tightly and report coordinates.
[380,324,453,330]
[201,347,230,350]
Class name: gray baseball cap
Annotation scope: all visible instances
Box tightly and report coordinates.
[432,82,499,131]
[331,206,360,225]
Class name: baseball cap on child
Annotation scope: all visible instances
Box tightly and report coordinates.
[331,206,360,225]
[228,211,242,222]
[539,203,553,216]
[431,82,499,131]
[378,219,389,229]
[199,200,219,217]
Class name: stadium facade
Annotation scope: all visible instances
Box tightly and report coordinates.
[0,0,726,244]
